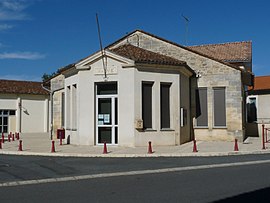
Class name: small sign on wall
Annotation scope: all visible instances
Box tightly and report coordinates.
[135,119,143,129]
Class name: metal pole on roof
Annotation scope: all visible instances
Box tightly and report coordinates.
[182,14,189,46]
[96,13,107,80]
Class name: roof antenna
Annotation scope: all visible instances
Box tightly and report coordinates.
[96,13,107,80]
[181,14,189,46]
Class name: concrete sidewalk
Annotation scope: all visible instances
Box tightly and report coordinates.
[1,133,270,157]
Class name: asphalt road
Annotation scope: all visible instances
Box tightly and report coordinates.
[1,154,270,202]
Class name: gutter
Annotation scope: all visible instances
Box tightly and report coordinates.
[41,84,54,140]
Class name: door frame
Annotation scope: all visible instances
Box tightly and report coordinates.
[96,94,118,145]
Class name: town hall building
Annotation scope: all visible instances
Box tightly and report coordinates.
[49,30,253,146]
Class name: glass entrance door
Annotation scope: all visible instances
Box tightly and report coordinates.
[0,110,8,133]
[96,83,118,145]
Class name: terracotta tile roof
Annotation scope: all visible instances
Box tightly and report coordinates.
[110,44,187,66]
[106,30,247,71]
[187,41,252,62]
[0,80,49,95]
[250,76,270,91]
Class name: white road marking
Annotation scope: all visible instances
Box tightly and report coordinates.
[1,159,270,187]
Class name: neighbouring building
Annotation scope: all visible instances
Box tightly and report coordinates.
[49,30,254,146]
[247,76,270,137]
[0,80,50,134]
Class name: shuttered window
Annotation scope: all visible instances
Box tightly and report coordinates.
[213,87,226,127]
[61,92,65,128]
[160,83,171,129]
[196,88,208,127]
[142,82,153,129]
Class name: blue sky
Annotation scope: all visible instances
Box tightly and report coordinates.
[0,0,270,81]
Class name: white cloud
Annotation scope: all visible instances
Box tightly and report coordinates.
[0,51,45,59]
[0,10,27,20]
[0,0,30,21]
[0,1,42,60]
[1,0,28,11]
[0,23,13,30]
[0,74,41,81]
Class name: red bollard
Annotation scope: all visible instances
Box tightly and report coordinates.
[60,137,63,146]
[0,140,2,149]
[17,132,20,140]
[8,133,11,142]
[2,133,4,143]
[234,138,239,151]
[262,124,266,150]
[103,141,108,154]
[51,141,56,153]
[193,140,198,152]
[148,141,153,154]
[12,134,15,141]
[18,140,23,151]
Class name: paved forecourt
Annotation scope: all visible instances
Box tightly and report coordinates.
[0,133,270,157]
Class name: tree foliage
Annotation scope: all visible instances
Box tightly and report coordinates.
[41,72,57,82]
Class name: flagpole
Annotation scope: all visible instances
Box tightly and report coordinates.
[182,14,189,46]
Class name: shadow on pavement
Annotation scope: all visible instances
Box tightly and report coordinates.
[214,186,270,202]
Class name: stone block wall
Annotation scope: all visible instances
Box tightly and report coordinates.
[111,31,244,141]
[51,74,65,138]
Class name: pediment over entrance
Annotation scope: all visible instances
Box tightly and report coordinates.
[75,50,134,71]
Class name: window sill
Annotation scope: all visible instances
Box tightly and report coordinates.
[194,126,208,129]
[213,127,227,129]
[144,129,157,132]
[160,128,174,131]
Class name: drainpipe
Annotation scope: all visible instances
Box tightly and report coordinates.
[41,84,54,140]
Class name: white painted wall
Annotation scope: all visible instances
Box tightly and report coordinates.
[65,74,79,144]
[258,94,270,122]
[246,94,270,137]
[0,94,49,133]
[68,52,191,146]
[134,68,181,146]
[21,96,49,133]
[0,95,17,109]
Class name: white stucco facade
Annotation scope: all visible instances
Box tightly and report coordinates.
[0,94,49,134]
[61,51,193,146]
